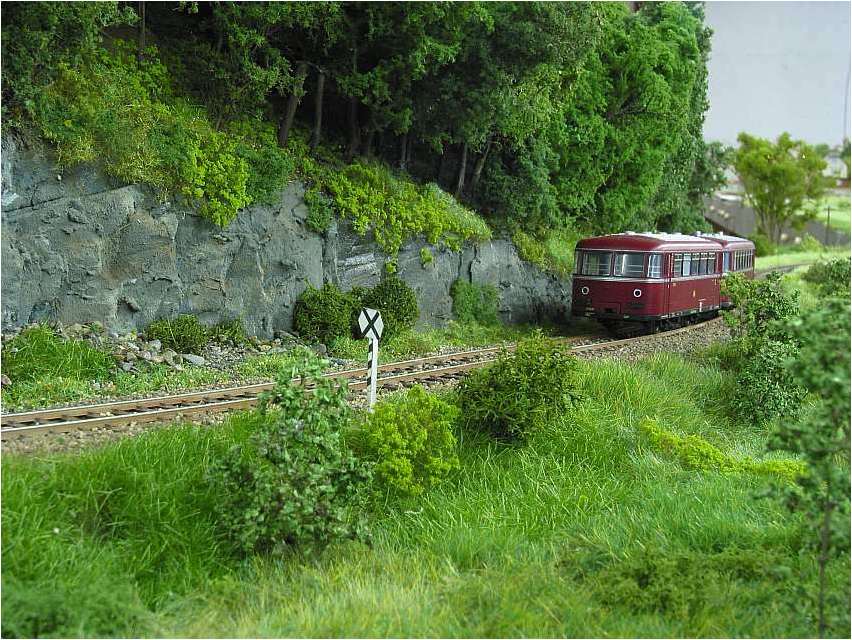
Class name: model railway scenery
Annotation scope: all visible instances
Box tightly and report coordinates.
[1,2,850,639]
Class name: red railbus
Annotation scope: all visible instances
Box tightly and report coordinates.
[571,232,755,333]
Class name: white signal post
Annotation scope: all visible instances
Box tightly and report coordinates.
[357,308,384,410]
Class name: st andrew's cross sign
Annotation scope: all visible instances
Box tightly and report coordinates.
[357,308,383,409]
[358,308,384,341]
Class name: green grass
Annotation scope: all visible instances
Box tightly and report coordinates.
[755,245,850,271]
[812,194,851,234]
[3,352,848,637]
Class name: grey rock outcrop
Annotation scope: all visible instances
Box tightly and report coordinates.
[1,133,570,337]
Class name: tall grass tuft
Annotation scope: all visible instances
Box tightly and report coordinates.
[1,324,114,384]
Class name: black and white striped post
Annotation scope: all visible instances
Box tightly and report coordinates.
[357,308,384,410]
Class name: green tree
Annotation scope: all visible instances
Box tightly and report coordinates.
[733,132,828,242]
[1,1,136,120]
[548,2,707,234]
[769,297,851,636]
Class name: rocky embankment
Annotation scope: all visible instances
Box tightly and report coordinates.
[1,133,571,337]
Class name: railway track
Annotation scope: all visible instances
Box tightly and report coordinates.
[0,262,806,441]
[0,321,716,440]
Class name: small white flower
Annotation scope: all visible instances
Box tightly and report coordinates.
[52,527,60,534]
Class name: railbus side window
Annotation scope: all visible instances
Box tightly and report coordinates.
[690,252,701,276]
[681,253,691,277]
[706,252,715,274]
[673,253,683,277]
[647,253,663,278]
[722,252,730,272]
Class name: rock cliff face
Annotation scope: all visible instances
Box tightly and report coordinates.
[1,134,571,337]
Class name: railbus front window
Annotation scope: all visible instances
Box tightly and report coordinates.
[578,251,612,276]
[614,252,645,277]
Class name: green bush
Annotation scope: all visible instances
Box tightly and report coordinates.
[209,318,248,347]
[352,386,460,497]
[721,273,805,425]
[0,324,114,384]
[803,257,851,297]
[293,283,357,345]
[729,340,806,425]
[722,273,799,342]
[145,314,209,354]
[456,334,581,442]
[304,185,335,233]
[512,228,578,277]
[749,233,777,257]
[208,353,371,555]
[799,233,824,253]
[639,417,803,482]
[313,160,491,256]
[361,275,419,341]
[419,247,434,267]
[450,280,499,326]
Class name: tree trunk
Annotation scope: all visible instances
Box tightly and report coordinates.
[137,2,146,61]
[345,97,361,163]
[406,136,414,169]
[455,142,468,198]
[818,501,834,638]
[278,61,308,149]
[345,45,360,163]
[468,137,492,195]
[362,113,376,157]
[399,133,409,170]
[309,70,325,152]
[436,151,446,184]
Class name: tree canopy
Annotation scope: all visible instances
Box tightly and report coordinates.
[733,132,828,242]
[2,1,719,238]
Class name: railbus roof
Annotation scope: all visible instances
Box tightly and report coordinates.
[576,232,727,252]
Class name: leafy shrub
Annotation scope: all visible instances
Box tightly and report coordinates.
[293,283,357,345]
[450,280,499,326]
[721,273,805,425]
[729,340,806,425]
[1,324,114,384]
[208,352,371,555]
[512,228,578,277]
[209,318,247,346]
[419,247,433,267]
[456,334,581,442]
[749,233,777,257]
[803,257,851,297]
[639,417,803,482]
[351,386,460,497]
[145,314,209,354]
[722,272,799,342]
[361,275,419,340]
[304,185,335,233]
[799,233,824,253]
[313,161,491,256]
